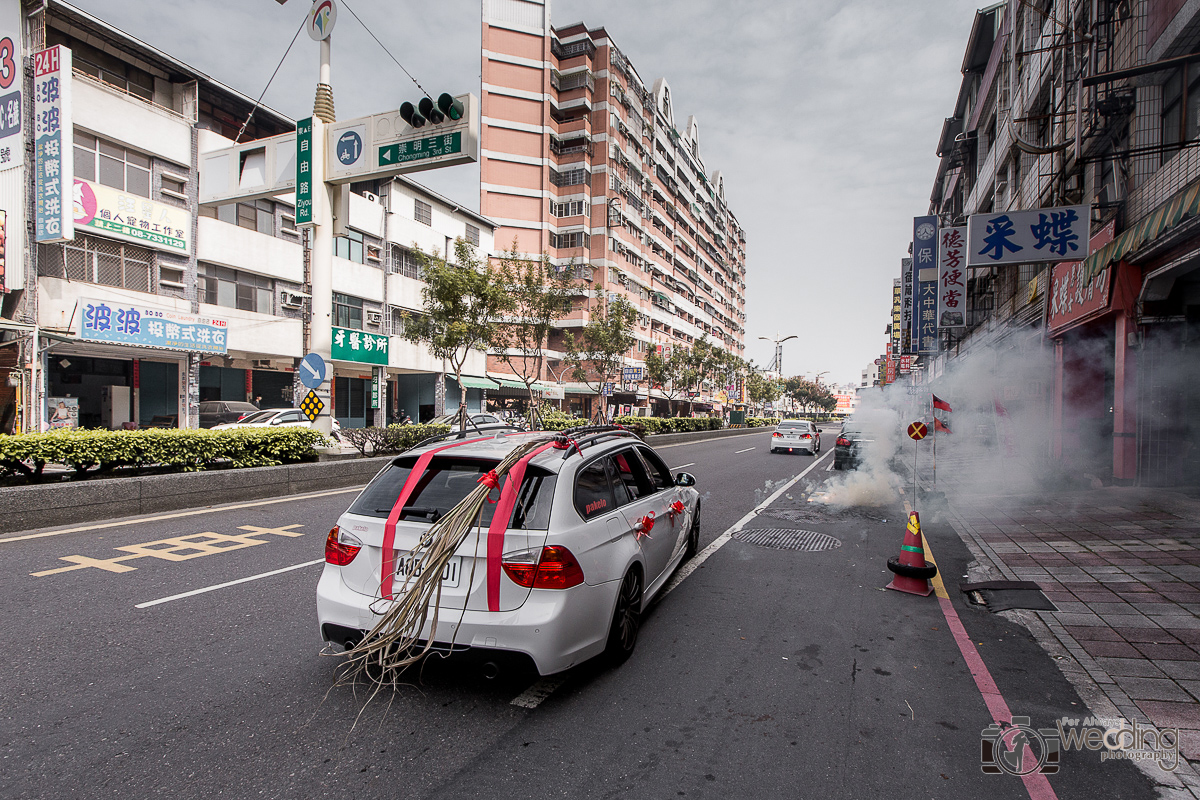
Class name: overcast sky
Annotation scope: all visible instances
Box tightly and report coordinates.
[71,0,982,387]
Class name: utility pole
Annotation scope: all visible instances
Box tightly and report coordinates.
[307,19,335,436]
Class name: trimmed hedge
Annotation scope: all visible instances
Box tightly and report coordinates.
[747,417,782,428]
[534,411,584,431]
[612,416,723,434]
[338,423,452,456]
[0,427,326,481]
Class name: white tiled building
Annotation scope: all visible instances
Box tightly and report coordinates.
[0,0,495,432]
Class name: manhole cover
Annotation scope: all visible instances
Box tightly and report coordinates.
[732,528,842,551]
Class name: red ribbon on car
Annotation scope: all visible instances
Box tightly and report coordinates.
[484,442,558,611]
[635,511,656,539]
[668,499,685,522]
[380,436,490,600]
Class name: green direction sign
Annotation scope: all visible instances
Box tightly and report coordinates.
[378,132,462,167]
[296,117,314,226]
[331,326,389,365]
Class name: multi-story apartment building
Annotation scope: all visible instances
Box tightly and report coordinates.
[922,0,1200,488]
[0,0,496,433]
[480,0,747,416]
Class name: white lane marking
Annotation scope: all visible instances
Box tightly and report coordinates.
[0,487,364,544]
[510,676,568,708]
[135,559,325,608]
[734,447,755,454]
[653,432,771,449]
[671,463,696,470]
[661,447,833,597]
[827,463,834,472]
[512,446,834,709]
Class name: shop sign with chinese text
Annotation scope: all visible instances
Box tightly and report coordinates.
[0,8,23,163]
[331,326,388,365]
[295,117,313,226]
[967,204,1090,267]
[1047,222,1117,334]
[35,46,72,243]
[937,226,967,329]
[901,257,913,354]
[74,178,190,253]
[912,216,939,354]
[80,297,227,353]
[891,278,902,352]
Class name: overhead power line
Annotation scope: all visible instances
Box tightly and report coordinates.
[340,0,432,100]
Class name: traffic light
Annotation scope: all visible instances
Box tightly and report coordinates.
[400,93,464,129]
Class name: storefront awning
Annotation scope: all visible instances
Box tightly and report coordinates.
[1083,180,1200,282]
[457,375,500,390]
[485,373,533,390]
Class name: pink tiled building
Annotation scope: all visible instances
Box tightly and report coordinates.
[481,0,747,414]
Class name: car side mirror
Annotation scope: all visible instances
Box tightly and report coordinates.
[675,472,696,487]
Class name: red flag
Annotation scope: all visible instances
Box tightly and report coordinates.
[932,395,952,412]
[934,417,951,434]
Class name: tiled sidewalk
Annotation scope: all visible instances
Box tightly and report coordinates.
[928,469,1200,791]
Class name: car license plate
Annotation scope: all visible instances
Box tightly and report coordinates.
[395,553,462,588]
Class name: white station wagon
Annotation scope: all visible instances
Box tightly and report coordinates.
[316,427,701,675]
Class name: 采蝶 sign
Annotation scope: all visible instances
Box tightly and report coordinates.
[35,45,72,243]
[331,326,388,365]
[937,226,967,329]
[967,205,1090,267]
[80,298,227,353]
[74,179,190,253]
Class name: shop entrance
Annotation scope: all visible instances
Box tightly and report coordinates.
[1139,322,1200,487]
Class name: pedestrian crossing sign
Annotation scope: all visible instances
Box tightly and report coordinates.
[300,390,324,422]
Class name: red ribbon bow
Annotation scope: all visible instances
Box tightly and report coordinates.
[670,500,685,515]
[636,511,656,539]
[477,470,501,503]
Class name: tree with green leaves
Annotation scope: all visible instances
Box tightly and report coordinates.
[644,344,693,417]
[400,239,513,429]
[492,244,574,425]
[562,285,638,422]
[746,365,783,412]
[783,375,836,416]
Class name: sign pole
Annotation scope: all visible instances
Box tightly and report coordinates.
[307,18,335,436]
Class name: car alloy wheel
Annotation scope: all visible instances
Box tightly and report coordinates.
[605,568,642,664]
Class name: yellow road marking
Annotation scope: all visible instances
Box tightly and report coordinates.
[32,525,305,578]
[0,488,360,545]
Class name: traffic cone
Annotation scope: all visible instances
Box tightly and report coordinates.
[886,511,937,596]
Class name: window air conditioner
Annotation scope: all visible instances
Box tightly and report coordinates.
[280,291,305,307]
[361,191,379,203]
[367,311,383,325]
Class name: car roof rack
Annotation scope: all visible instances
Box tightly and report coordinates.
[553,425,639,459]
[408,426,521,451]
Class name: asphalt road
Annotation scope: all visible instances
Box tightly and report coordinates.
[1,427,1156,799]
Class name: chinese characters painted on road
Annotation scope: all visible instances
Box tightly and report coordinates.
[967,204,1090,267]
[80,297,228,353]
[937,226,967,329]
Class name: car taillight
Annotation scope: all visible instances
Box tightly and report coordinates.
[837,437,851,447]
[502,545,585,590]
[801,434,811,439]
[772,431,781,437]
[324,526,362,566]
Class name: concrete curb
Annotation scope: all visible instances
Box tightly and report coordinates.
[0,456,393,534]
[646,426,770,446]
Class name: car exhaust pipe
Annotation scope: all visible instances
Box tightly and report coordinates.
[481,661,500,680]
[343,636,361,652]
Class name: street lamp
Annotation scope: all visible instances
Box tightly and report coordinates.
[758,334,797,375]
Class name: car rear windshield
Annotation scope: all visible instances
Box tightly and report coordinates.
[348,456,556,529]
[779,421,810,429]
[237,410,274,424]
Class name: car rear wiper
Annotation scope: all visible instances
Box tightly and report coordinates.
[397,506,443,522]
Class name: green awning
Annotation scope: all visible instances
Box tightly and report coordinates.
[1083,180,1200,282]
[486,374,532,390]
[457,375,500,390]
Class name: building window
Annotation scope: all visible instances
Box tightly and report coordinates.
[198,263,274,313]
[333,293,364,330]
[47,29,155,102]
[415,199,432,226]
[74,132,151,198]
[465,223,480,246]
[1162,65,1200,155]
[551,231,585,249]
[48,235,154,292]
[391,245,422,278]
[550,167,587,187]
[333,229,366,263]
[200,199,275,236]
[550,199,588,217]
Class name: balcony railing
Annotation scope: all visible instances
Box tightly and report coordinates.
[550,136,594,156]
[551,71,594,93]
[551,38,596,60]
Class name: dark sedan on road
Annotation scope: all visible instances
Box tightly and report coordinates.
[833,423,870,470]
